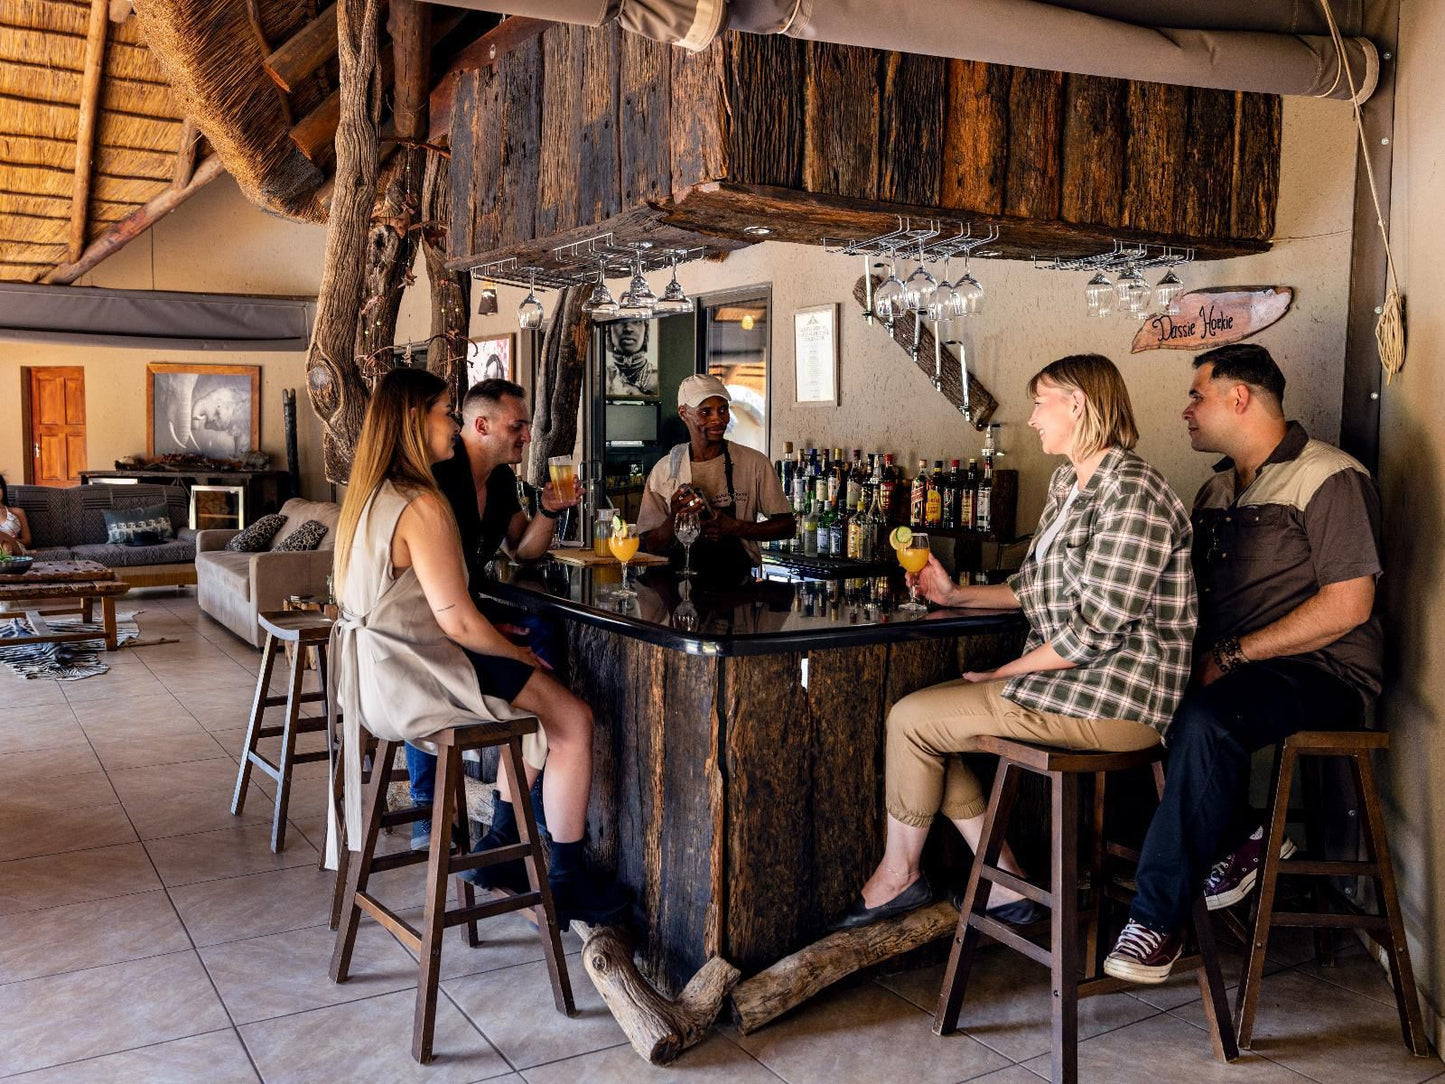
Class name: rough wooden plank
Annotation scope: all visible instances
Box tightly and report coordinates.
[569,624,629,880]
[1003,66,1063,221]
[427,16,550,140]
[651,650,721,994]
[619,31,671,205]
[498,33,543,248]
[940,59,1009,215]
[1231,92,1281,240]
[884,639,959,712]
[803,41,879,198]
[1059,73,1125,226]
[807,644,888,934]
[1121,81,1189,235]
[726,34,804,190]
[536,23,583,237]
[445,68,479,259]
[388,0,430,141]
[578,23,621,227]
[670,39,728,194]
[171,117,198,189]
[1179,87,1236,238]
[722,653,812,975]
[878,52,944,207]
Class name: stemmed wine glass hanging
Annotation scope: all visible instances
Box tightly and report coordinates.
[824,218,1001,423]
[1033,242,1194,319]
[473,234,707,331]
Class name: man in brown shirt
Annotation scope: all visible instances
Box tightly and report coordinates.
[1106,343,1382,984]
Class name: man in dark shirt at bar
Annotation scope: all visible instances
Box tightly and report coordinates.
[1105,344,1383,984]
[406,378,578,868]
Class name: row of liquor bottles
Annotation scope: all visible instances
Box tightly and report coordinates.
[770,433,999,559]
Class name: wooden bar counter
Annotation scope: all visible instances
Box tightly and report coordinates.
[484,560,1028,995]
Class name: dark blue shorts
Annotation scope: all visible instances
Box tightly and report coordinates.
[462,648,534,703]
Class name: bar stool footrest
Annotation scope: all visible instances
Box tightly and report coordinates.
[980,865,1052,908]
[1271,911,1389,930]
[967,914,1052,966]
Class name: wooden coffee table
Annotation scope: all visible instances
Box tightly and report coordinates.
[0,561,130,651]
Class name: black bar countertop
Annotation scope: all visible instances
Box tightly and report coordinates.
[480,557,1026,657]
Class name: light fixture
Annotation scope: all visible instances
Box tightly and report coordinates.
[740,313,755,331]
[743,225,773,237]
[476,280,498,316]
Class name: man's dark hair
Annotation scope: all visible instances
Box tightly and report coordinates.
[1193,344,1286,405]
[461,378,526,419]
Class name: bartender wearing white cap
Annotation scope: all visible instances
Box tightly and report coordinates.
[638,374,795,570]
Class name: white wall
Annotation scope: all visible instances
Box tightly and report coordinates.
[1377,0,1445,1047]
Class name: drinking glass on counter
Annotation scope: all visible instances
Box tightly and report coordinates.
[894,529,931,614]
[675,510,701,577]
[607,519,640,601]
[593,517,612,558]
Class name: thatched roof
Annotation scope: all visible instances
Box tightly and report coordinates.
[0,0,191,282]
[0,0,348,285]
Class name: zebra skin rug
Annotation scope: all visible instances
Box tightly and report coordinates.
[0,611,141,681]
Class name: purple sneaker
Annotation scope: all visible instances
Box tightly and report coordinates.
[1204,826,1297,911]
[1104,919,1183,985]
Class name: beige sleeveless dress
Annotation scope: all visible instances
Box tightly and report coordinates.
[328,480,535,852]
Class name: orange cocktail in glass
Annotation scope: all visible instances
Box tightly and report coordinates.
[607,520,640,600]
[896,531,930,613]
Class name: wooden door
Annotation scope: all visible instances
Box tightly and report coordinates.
[25,367,87,486]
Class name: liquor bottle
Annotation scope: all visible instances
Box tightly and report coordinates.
[961,458,979,530]
[977,451,994,535]
[883,453,905,526]
[910,459,928,528]
[845,449,864,511]
[777,441,795,505]
[827,451,842,510]
[791,449,808,510]
[941,459,962,528]
[925,459,944,527]
[863,482,886,562]
[829,500,847,557]
[801,493,819,557]
[814,477,832,554]
[846,492,862,559]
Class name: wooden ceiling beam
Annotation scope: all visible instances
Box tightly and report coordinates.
[263,4,339,94]
[243,0,292,125]
[390,0,431,142]
[44,155,225,285]
[68,0,110,263]
[171,117,199,188]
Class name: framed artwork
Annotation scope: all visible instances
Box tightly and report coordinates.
[146,362,260,459]
[794,303,839,405]
[600,318,660,400]
[466,334,515,385]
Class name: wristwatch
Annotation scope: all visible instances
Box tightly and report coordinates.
[539,505,561,519]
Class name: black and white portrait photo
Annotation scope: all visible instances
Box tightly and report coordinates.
[602,319,659,399]
[147,363,260,460]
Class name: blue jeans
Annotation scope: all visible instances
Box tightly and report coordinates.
[1129,659,1363,934]
[405,610,561,807]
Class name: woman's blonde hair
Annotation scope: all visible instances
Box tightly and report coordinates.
[1027,354,1139,457]
[333,368,452,595]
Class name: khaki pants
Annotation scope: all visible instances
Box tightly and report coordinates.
[886,679,1160,826]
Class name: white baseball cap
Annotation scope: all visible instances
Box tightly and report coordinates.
[678,373,731,410]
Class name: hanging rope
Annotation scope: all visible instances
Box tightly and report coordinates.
[1318,0,1405,384]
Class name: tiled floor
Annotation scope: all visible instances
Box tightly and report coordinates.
[0,590,1440,1083]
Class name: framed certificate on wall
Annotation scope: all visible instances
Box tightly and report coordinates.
[794,303,839,405]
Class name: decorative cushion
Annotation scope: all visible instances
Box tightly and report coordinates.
[102,504,175,545]
[224,513,288,553]
[273,520,328,552]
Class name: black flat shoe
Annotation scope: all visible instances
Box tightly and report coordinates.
[458,830,530,893]
[949,889,1047,927]
[831,875,935,932]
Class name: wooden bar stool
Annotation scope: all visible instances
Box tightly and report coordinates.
[934,736,1238,1084]
[330,719,575,1064]
[1234,729,1429,1056]
[231,611,334,852]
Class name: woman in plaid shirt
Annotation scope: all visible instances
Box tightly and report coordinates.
[835,354,1196,930]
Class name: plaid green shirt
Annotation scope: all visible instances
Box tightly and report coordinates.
[1005,447,1196,735]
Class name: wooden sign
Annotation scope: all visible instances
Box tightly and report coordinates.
[1131,287,1293,353]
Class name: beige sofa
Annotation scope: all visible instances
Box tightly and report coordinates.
[195,497,341,647]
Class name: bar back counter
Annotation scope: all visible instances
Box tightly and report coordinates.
[485,560,1028,995]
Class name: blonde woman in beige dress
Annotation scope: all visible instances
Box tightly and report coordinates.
[331,368,626,926]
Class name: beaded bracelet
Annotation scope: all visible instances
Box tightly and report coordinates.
[1211,635,1249,674]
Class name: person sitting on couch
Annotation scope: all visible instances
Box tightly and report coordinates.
[0,475,32,556]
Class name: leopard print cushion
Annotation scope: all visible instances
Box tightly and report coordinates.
[272,520,328,552]
[224,513,288,552]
